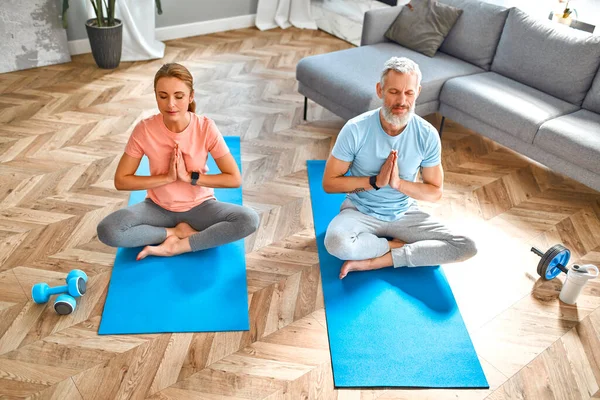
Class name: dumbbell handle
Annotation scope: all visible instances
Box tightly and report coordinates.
[47,285,69,295]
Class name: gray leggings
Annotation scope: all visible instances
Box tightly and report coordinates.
[97,199,259,252]
[324,199,477,267]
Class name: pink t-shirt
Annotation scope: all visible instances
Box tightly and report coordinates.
[124,112,230,212]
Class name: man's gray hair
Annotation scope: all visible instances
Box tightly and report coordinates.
[380,57,422,88]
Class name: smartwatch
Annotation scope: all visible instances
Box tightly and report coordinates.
[369,175,380,190]
[191,171,200,186]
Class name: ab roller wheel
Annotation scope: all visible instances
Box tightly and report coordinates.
[31,269,88,315]
[531,244,599,305]
[531,244,570,280]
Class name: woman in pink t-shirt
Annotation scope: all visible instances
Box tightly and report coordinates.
[97,63,259,260]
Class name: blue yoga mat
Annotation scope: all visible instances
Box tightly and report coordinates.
[99,137,249,335]
[307,160,488,388]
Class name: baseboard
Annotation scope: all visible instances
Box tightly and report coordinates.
[155,14,256,42]
[69,39,92,56]
[68,14,256,56]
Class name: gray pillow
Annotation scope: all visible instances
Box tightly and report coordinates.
[385,0,463,58]
[491,8,600,105]
[438,0,509,70]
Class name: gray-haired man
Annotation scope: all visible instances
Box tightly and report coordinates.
[322,57,477,279]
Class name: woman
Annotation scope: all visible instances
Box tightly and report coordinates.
[97,63,259,260]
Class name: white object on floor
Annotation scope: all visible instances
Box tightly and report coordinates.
[311,0,391,46]
[559,264,598,305]
[86,0,165,61]
[256,0,318,30]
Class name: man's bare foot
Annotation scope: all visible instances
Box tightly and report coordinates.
[339,252,395,279]
[137,236,191,260]
[389,238,405,249]
[340,260,372,279]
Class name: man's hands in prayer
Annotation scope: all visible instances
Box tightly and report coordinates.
[389,152,402,191]
[376,150,397,188]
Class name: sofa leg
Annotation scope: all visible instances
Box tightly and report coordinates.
[439,116,445,137]
[303,97,308,121]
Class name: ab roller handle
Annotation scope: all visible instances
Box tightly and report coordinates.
[531,244,598,304]
[31,270,88,315]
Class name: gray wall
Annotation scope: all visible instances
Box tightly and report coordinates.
[156,0,258,28]
[63,0,89,42]
[64,0,258,41]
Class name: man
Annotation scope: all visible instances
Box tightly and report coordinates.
[323,57,477,279]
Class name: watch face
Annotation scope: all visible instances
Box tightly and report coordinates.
[191,171,200,179]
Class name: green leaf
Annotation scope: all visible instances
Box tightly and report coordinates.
[155,0,163,15]
[62,0,69,29]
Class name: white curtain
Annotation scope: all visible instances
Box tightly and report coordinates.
[87,0,165,61]
[256,0,318,30]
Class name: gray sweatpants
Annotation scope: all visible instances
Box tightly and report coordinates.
[97,198,259,252]
[324,199,477,267]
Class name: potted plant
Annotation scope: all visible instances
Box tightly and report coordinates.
[62,0,163,69]
[554,1,578,26]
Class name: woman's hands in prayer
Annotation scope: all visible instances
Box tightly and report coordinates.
[167,144,193,184]
[176,146,192,183]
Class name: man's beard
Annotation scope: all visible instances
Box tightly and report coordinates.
[382,103,414,128]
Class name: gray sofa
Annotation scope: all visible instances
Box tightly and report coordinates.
[296,0,600,191]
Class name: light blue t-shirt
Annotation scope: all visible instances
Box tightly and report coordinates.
[331,108,441,221]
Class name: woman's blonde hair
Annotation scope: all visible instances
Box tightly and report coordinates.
[154,63,196,113]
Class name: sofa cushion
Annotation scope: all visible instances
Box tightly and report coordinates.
[296,43,483,118]
[440,72,579,143]
[384,0,463,57]
[583,67,600,113]
[491,8,600,106]
[534,110,600,175]
[437,0,509,70]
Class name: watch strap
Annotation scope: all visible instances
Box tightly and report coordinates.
[191,171,200,186]
[369,175,380,190]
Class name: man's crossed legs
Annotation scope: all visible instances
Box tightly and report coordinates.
[324,200,477,279]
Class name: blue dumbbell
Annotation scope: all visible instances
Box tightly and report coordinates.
[31,270,88,315]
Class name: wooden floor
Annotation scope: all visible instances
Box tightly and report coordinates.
[1,27,600,400]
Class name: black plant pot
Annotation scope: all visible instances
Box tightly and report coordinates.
[85,18,123,69]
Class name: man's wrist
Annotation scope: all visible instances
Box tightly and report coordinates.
[374,175,384,189]
[370,175,381,190]
[392,178,404,192]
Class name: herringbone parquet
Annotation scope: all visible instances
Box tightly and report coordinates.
[1,26,599,400]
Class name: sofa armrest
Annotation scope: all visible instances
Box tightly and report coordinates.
[360,6,402,46]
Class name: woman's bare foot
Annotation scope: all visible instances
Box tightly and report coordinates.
[137,235,191,260]
[166,222,198,239]
[174,222,198,239]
